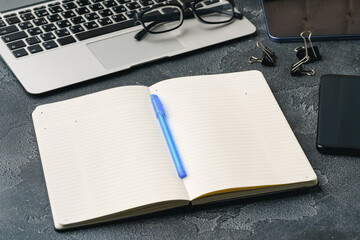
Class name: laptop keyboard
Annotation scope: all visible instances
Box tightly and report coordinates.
[0,0,165,58]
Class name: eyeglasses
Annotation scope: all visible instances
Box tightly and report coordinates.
[133,0,243,41]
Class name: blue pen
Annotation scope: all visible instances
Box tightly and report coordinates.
[150,94,187,179]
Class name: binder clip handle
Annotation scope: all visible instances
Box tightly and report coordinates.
[290,61,315,76]
[248,41,276,67]
[294,31,322,62]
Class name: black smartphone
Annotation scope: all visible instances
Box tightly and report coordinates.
[261,0,360,42]
[317,74,360,155]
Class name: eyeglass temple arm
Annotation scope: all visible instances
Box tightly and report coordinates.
[134,8,243,41]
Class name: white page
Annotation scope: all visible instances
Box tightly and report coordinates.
[150,71,317,200]
[33,86,189,229]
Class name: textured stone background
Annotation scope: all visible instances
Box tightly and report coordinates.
[1,0,360,239]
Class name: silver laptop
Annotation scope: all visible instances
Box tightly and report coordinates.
[0,0,255,94]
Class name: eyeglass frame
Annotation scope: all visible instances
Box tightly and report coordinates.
[133,0,239,37]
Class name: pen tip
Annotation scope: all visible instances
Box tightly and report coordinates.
[179,172,187,179]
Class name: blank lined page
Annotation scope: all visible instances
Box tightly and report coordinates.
[32,86,189,229]
[150,71,317,200]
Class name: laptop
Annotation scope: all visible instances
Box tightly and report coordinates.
[0,0,256,94]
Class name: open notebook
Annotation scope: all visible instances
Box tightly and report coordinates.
[32,71,317,230]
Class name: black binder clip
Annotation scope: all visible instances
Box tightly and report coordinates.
[249,41,276,67]
[294,31,322,63]
[290,32,315,76]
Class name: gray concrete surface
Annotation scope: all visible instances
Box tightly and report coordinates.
[1,0,360,239]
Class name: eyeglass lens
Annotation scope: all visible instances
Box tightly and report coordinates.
[142,6,183,33]
[195,0,234,23]
[141,0,234,33]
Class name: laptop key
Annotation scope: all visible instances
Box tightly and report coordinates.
[35,9,50,17]
[49,6,64,14]
[34,18,48,26]
[89,3,104,11]
[70,25,85,33]
[48,2,61,7]
[113,6,127,13]
[139,0,154,6]
[57,35,76,46]
[112,14,126,22]
[98,17,113,26]
[20,13,35,21]
[26,36,41,45]
[19,21,34,30]
[56,20,72,28]
[7,40,26,50]
[63,2,77,10]
[71,16,86,24]
[43,40,58,50]
[85,13,100,21]
[0,20,5,28]
[12,48,28,58]
[62,10,76,18]
[40,32,56,41]
[6,16,21,25]
[2,31,28,43]
[77,0,92,6]
[103,0,118,7]
[125,10,138,19]
[18,9,31,15]
[75,7,90,15]
[42,23,57,32]
[34,6,46,11]
[125,2,141,10]
[76,20,135,40]
[47,14,62,22]
[28,44,44,54]
[28,27,43,36]
[55,29,70,37]
[98,9,114,17]
[0,25,19,36]
[84,21,99,30]
[117,0,131,4]
[4,13,17,18]
[19,9,32,14]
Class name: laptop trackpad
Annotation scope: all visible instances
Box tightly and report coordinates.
[87,31,185,69]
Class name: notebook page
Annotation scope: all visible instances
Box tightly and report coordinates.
[32,86,189,228]
[150,71,317,200]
